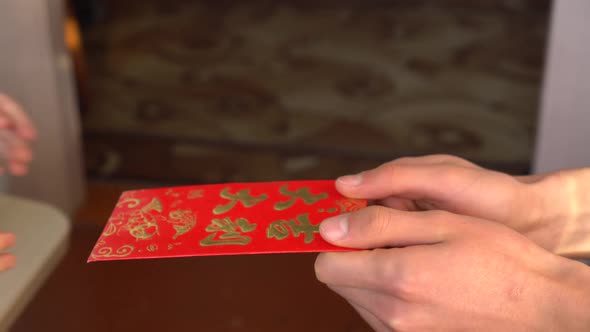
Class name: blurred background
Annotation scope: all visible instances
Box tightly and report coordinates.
[79,0,549,182]
[0,0,564,331]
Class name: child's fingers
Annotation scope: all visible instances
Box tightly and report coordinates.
[0,233,16,271]
[0,254,16,272]
[0,94,36,140]
[0,130,32,176]
[8,162,28,176]
[0,233,16,251]
[9,145,33,163]
[0,131,33,163]
[0,130,19,153]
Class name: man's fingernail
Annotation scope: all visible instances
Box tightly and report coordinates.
[337,173,362,186]
[320,215,349,241]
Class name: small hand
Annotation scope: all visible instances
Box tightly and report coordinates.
[0,232,16,272]
[315,207,590,331]
[0,93,36,176]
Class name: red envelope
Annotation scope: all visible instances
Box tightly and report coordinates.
[88,180,366,262]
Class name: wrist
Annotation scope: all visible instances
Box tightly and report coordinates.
[531,168,590,257]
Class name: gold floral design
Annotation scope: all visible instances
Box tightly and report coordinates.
[93,239,106,250]
[168,209,197,240]
[142,197,163,212]
[125,197,164,241]
[102,223,117,236]
[117,197,141,209]
[91,244,135,259]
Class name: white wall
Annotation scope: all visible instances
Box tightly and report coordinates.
[0,0,85,215]
[533,0,590,173]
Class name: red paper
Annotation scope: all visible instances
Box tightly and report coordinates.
[88,180,366,262]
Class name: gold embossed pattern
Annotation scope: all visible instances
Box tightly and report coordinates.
[213,188,268,215]
[89,182,369,261]
[200,217,257,246]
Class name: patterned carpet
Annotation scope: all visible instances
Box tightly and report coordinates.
[80,0,550,182]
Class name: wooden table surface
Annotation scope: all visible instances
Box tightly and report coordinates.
[11,223,371,332]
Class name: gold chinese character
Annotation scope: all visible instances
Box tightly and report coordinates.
[274,185,328,211]
[165,189,180,197]
[213,187,268,215]
[200,217,257,246]
[266,214,318,244]
[187,189,203,199]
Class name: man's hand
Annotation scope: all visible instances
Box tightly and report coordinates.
[0,93,36,176]
[315,206,590,331]
[0,233,16,272]
[334,155,590,257]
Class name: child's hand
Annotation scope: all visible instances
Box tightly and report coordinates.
[0,93,37,176]
[0,232,16,272]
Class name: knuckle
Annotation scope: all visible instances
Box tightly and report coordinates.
[370,249,418,300]
[432,154,477,168]
[382,306,403,331]
[391,154,473,167]
[435,166,462,185]
[371,249,397,285]
[388,311,420,332]
[390,156,416,165]
[382,162,400,178]
[435,153,463,163]
[419,209,458,240]
[390,271,419,301]
[364,206,394,235]
[435,166,484,197]
[430,153,458,163]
